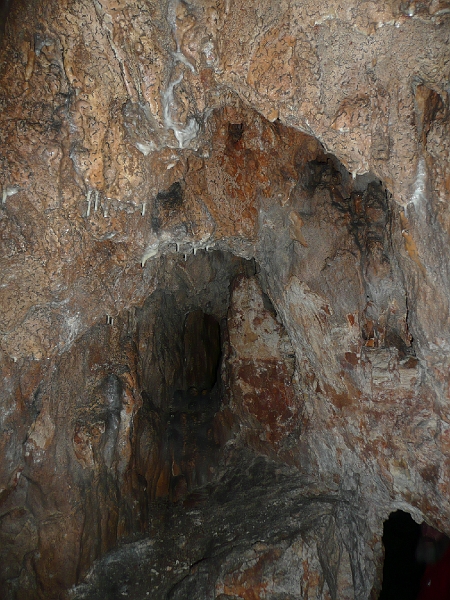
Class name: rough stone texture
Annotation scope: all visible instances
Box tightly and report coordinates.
[69,454,358,600]
[1,0,450,598]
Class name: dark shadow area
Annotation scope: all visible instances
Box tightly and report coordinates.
[379,510,424,600]
[0,0,13,42]
[69,453,347,600]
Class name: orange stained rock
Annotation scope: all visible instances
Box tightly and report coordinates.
[221,549,281,600]
[400,211,427,276]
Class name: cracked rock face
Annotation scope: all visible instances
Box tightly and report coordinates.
[0,1,450,598]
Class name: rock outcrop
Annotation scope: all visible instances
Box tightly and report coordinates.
[0,1,449,598]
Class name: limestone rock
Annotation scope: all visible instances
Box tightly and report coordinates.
[0,0,449,598]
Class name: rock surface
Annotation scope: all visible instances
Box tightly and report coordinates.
[0,0,450,598]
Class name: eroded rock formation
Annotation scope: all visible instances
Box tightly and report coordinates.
[0,0,449,598]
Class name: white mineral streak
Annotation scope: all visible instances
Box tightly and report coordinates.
[2,185,20,203]
[135,141,156,156]
[172,51,196,73]
[86,190,92,216]
[141,244,159,266]
[408,157,426,214]
[162,72,199,149]
[163,0,200,148]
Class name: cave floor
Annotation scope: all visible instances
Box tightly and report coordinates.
[69,451,345,600]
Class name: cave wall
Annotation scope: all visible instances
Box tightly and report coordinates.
[1,0,450,598]
[1,250,256,598]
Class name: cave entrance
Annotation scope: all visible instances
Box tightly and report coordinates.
[134,249,256,503]
[379,510,424,600]
[165,308,223,498]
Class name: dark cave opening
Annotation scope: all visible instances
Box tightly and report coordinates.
[133,250,256,506]
[165,309,223,499]
[379,510,424,600]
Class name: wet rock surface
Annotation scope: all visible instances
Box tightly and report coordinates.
[1,0,450,598]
